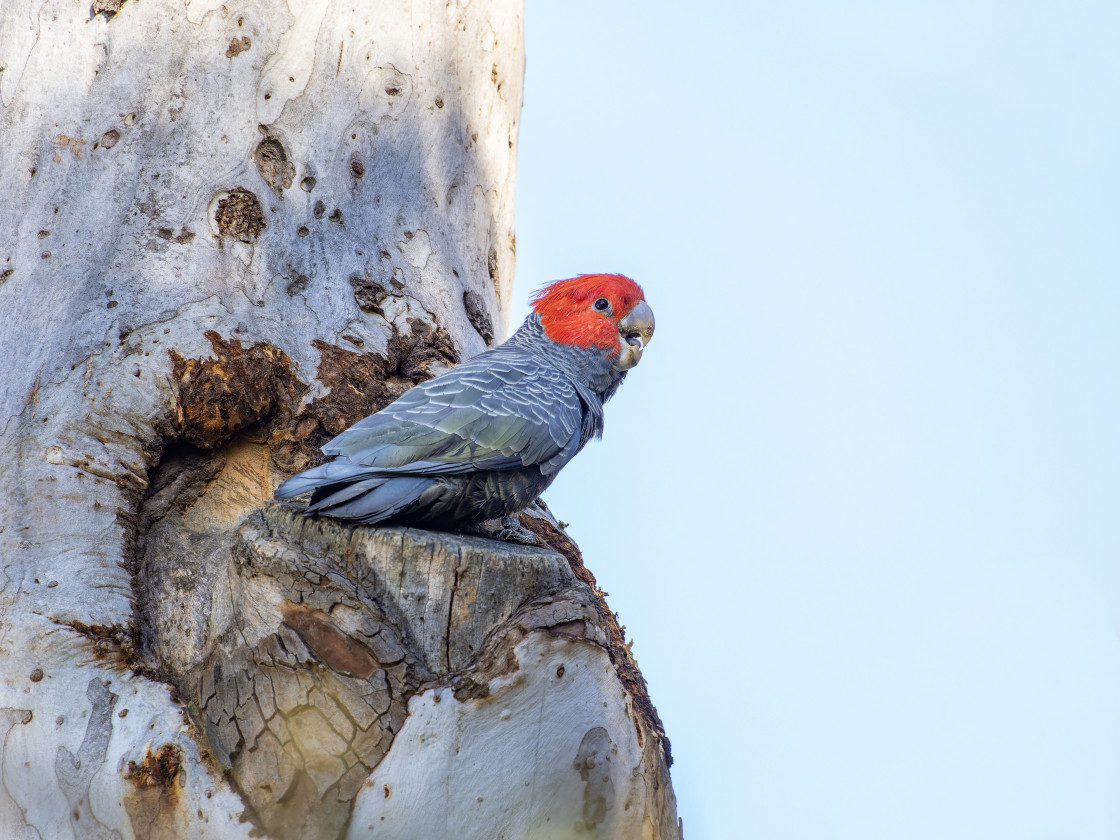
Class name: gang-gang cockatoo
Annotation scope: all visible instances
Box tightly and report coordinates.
[274,274,654,530]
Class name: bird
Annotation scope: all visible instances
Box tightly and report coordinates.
[274,273,654,530]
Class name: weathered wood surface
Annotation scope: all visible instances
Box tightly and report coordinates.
[0,0,680,835]
[194,505,679,838]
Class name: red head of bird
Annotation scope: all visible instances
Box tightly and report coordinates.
[530,273,655,370]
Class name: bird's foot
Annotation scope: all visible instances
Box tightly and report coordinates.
[464,516,545,547]
[497,515,546,546]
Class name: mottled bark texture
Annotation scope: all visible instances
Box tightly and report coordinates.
[0,0,679,837]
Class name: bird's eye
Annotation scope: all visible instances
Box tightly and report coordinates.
[593,298,611,312]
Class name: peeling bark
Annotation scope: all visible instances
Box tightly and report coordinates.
[0,0,680,836]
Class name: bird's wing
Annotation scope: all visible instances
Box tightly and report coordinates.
[322,347,585,476]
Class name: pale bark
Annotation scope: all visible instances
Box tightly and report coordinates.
[0,0,679,837]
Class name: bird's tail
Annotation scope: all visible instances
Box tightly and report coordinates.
[273,459,371,500]
[274,460,435,524]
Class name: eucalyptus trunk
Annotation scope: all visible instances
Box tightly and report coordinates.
[0,0,679,837]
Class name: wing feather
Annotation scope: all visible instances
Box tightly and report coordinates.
[322,347,584,474]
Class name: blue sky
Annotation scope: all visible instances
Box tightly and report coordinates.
[511,3,1120,837]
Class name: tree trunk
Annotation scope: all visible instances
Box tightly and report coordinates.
[0,1,679,838]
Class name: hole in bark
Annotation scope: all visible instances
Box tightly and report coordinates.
[127,332,309,686]
[115,318,484,838]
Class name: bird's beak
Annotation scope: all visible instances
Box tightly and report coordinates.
[616,300,655,370]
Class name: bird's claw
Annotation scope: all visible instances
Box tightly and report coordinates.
[463,516,545,547]
[497,518,546,546]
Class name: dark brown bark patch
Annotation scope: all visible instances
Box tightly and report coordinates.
[168,331,301,450]
[226,36,251,58]
[155,227,195,244]
[125,743,182,790]
[91,0,126,17]
[215,189,265,242]
[349,274,391,315]
[282,601,380,679]
[301,341,400,439]
[298,319,459,442]
[62,620,137,668]
[123,743,187,840]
